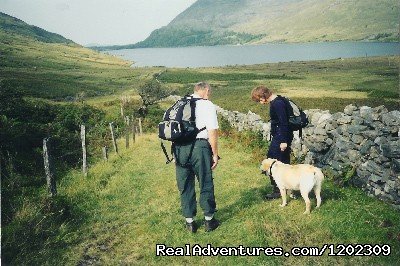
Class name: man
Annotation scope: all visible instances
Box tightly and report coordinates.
[251,85,293,199]
[174,81,220,233]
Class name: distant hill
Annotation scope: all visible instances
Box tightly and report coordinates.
[0,12,145,99]
[0,12,74,44]
[95,0,399,50]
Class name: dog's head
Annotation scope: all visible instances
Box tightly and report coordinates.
[260,158,278,175]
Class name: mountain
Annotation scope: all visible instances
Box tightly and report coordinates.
[0,12,74,44]
[95,0,399,50]
[0,12,140,99]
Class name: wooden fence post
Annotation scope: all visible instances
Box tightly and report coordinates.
[125,116,130,149]
[0,153,2,180]
[81,125,88,176]
[109,122,118,154]
[131,115,136,143]
[102,146,108,161]
[138,118,143,136]
[43,138,57,197]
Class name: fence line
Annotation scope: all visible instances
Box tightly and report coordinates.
[40,118,145,196]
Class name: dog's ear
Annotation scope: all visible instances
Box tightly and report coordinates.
[260,159,270,171]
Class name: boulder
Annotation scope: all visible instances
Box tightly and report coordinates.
[344,104,358,115]
[382,111,400,126]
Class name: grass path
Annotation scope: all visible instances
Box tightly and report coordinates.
[25,134,400,265]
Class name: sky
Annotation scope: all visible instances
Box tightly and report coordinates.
[0,0,197,46]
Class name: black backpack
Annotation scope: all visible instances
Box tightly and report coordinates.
[158,95,205,165]
[277,95,309,135]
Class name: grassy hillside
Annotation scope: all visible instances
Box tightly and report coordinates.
[0,12,74,44]
[3,134,400,265]
[0,12,157,99]
[99,0,399,49]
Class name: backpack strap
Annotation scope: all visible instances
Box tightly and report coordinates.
[161,141,174,164]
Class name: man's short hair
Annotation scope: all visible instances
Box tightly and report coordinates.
[251,85,272,102]
[194,81,210,91]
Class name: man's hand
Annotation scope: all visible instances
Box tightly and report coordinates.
[211,155,219,170]
[280,143,288,151]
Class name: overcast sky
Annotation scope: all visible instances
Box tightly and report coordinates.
[0,0,197,46]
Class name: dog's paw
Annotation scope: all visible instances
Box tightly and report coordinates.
[280,203,287,207]
[303,210,310,215]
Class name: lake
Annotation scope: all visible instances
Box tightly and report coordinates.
[107,42,400,68]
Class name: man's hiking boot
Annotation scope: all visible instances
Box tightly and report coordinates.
[205,218,220,232]
[185,221,197,233]
[265,191,281,200]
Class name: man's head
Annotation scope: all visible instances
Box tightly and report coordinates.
[251,85,272,104]
[194,81,211,100]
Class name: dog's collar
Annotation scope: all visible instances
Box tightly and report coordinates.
[269,160,277,179]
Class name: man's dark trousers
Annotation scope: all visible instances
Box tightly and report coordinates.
[175,139,216,218]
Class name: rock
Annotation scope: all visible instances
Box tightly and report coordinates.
[360,140,374,155]
[374,188,383,196]
[347,125,368,134]
[382,111,400,126]
[344,104,358,115]
[303,152,315,164]
[314,126,327,135]
[380,140,400,158]
[370,121,385,130]
[351,134,365,144]
[360,106,373,119]
[337,115,352,125]
[347,149,361,163]
[362,130,379,139]
[331,161,343,171]
[392,159,400,173]
[351,117,364,125]
[369,146,380,158]
[373,105,389,115]
[317,113,332,124]
[360,161,384,177]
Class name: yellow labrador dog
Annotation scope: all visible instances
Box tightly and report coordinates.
[260,158,324,214]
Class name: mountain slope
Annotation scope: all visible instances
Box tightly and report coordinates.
[102,0,399,49]
[0,12,74,44]
[0,12,153,99]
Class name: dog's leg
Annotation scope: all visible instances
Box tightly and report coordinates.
[314,184,322,208]
[280,188,287,207]
[300,190,311,214]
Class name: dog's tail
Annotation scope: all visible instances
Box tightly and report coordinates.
[314,168,325,186]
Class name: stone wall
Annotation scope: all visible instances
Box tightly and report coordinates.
[216,104,400,209]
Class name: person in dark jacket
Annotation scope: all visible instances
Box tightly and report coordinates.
[251,85,293,199]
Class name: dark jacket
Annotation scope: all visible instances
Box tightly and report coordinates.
[270,96,293,144]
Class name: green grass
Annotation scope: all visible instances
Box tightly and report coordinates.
[158,56,400,120]
[0,30,159,99]
[3,134,400,265]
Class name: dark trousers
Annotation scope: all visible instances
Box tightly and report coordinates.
[175,139,216,218]
[267,137,292,191]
